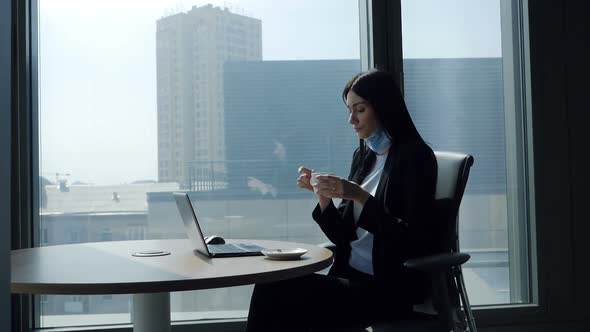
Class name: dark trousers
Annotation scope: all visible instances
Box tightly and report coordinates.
[246,266,386,332]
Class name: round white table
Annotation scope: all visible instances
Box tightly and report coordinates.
[11,239,334,332]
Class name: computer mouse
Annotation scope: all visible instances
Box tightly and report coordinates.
[205,235,226,245]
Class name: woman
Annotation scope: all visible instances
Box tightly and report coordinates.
[247,69,438,331]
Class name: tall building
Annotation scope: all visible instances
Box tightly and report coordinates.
[156,4,262,187]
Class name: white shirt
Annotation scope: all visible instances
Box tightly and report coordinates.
[349,152,388,275]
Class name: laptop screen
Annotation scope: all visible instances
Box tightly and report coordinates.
[173,192,211,256]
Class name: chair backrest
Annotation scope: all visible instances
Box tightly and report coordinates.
[432,151,476,331]
[434,151,474,201]
[433,151,474,253]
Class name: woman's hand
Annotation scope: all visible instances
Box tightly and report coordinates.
[296,166,314,192]
[297,166,333,210]
[313,174,370,205]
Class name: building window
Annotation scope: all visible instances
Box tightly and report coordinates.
[68,229,81,244]
[64,296,84,314]
[40,227,49,245]
[127,226,146,240]
[100,228,113,242]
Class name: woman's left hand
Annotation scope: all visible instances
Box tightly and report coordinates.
[313,174,370,205]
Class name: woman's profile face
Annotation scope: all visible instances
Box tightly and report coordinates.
[346,90,379,139]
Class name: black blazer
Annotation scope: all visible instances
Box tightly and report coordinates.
[312,140,438,312]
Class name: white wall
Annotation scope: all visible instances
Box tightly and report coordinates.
[0,0,12,329]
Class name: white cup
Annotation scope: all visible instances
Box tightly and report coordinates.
[310,172,329,192]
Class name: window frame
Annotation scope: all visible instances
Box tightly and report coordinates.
[11,0,37,331]
[9,0,588,331]
[1,0,13,330]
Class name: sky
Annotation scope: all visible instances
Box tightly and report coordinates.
[39,0,501,185]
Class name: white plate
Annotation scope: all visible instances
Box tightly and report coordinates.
[261,248,308,260]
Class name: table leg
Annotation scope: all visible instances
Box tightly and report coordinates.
[133,292,171,332]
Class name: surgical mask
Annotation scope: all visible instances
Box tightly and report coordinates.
[364,127,391,154]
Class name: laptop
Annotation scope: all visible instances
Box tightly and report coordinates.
[173,192,266,257]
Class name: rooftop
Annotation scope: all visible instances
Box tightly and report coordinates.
[42,182,179,214]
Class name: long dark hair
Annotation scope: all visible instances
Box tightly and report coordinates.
[343,70,426,179]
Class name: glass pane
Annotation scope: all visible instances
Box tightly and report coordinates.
[401,0,530,305]
[38,0,361,328]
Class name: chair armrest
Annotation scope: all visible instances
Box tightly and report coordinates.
[318,241,337,254]
[403,252,470,272]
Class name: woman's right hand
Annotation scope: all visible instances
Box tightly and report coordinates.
[297,166,332,211]
[297,166,314,192]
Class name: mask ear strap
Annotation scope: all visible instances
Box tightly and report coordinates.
[384,129,392,140]
[375,122,391,141]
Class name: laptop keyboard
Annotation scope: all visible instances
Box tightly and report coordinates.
[207,244,246,253]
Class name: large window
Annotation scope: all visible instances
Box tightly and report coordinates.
[35,0,534,329]
[38,0,361,328]
[400,0,531,305]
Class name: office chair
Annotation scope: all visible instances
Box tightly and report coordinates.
[319,151,476,332]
